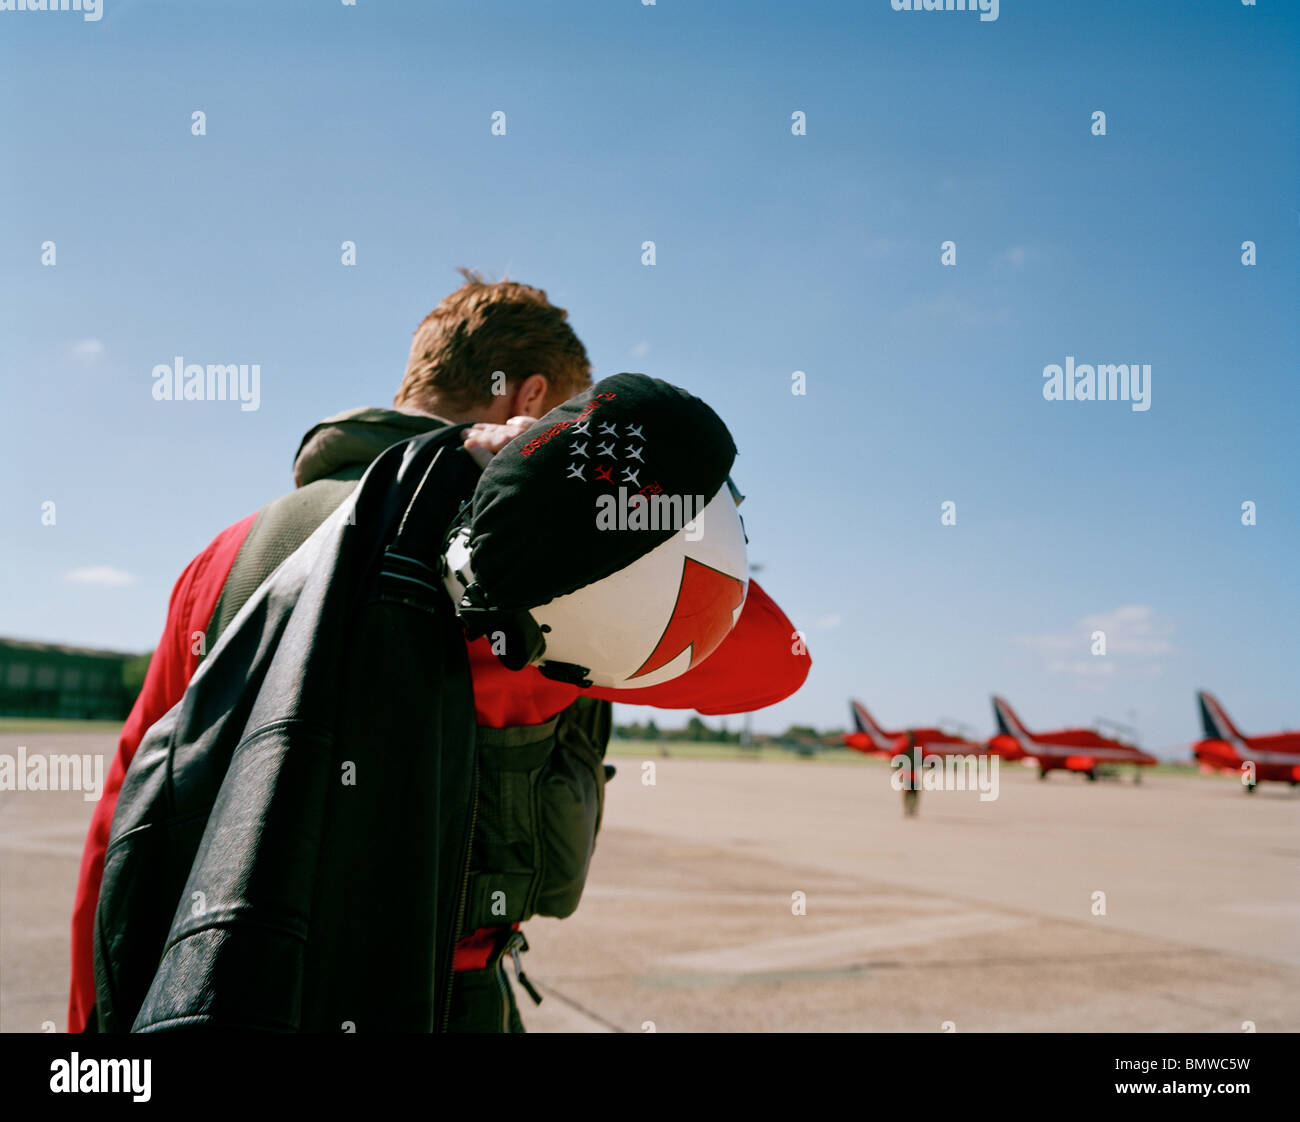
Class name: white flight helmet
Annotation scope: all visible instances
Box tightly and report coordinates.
[444,484,748,689]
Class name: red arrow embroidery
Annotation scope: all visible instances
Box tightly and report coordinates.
[630,557,745,679]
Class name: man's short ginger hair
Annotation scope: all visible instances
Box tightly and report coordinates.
[395,269,592,414]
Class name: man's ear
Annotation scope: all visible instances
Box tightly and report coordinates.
[511,373,550,418]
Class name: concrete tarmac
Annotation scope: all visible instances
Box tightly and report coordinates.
[521,752,1300,1032]
[3,733,1296,1033]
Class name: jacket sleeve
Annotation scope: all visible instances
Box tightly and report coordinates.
[67,513,256,1032]
[583,579,810,715]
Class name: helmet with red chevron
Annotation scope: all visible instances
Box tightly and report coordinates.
[442,373,749,688]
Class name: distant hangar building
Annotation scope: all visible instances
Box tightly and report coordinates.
[0,637,145,721]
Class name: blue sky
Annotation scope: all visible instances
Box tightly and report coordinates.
[1,0,1296,755]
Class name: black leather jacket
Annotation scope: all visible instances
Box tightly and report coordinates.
[94,428,482,1031]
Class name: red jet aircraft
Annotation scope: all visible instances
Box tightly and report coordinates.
[986,696,1156,780]
[843,699,989,759]
[1193,690,1300,793]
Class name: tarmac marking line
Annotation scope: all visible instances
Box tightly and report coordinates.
[660,912,1027,975]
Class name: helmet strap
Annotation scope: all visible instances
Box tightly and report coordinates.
[457,605,547,672]
[537,660,594,689]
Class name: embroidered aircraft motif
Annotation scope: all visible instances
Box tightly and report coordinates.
[572,421,590,436]
[621,467,640,486]
[625,445,643,462]
[567,462,585,481]
[594,464,614,483]
[626,423,644,440]
[597,441,616,457]
[599,421,618,437]
[571,441,589,458]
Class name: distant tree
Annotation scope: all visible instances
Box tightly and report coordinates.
[121,654,151,699]
[613,722,647,740]
[644,719,660,741]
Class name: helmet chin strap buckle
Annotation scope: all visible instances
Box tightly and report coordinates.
[456,599,593,685]
[457,605,547,672]
[536,660,594,689]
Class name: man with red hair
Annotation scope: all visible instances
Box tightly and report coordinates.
[71,271,809,1033]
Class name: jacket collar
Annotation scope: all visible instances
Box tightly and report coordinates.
[292,406,449,488]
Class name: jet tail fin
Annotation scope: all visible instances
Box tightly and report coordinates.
[992,695,1032,742]
[1198,690,1244,744]
[850,700,896,752]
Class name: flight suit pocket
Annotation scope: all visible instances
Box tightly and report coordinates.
[465,722,554,930]
[464,701,610,931]
[534,706,607,918]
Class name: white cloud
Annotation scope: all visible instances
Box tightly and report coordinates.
[1046,659,1116,678]
[69,339,105,360]
[1015,604,1174,673]
[1076,605,1174,656]
[66,566,135,587]
[630,341,650,359]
